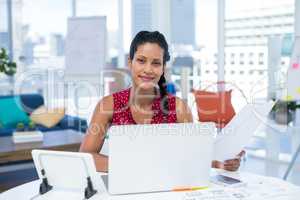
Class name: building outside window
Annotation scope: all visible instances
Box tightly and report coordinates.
[239,53,245,65]
[259,52,264,65]
[249,52,254,65]
[0,0,9,52]
[230,53,235,65]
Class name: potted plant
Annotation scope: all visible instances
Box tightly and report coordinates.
[28,121,37,131]
[0,48,17,89]
[270,100,300,125]
[16,122,25,132]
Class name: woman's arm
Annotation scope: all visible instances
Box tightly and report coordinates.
[175,97,193,123]
[79,95,113,172]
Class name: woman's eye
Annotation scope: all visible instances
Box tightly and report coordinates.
[137,59,145,63]
[153,62,161,66]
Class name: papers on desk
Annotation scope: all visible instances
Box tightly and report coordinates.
[182,177,300,200]
[229,176,300,200]
[213,102,275,161]
[184,189,241,200]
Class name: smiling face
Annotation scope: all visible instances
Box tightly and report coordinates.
[128,42,164,91]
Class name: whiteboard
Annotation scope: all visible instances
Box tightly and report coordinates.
[287,37,300,100]
[65,16,107,76]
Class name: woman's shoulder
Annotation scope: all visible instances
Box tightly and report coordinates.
[173,96,193,123]
[96,88,131,112]
[95,95,114,115]
[173,96,186,106]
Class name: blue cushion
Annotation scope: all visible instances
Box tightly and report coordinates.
[59,115,88,133]
[0,92,87,136]
[0,97,30,128]
[0,94,44,115]
[0,127,13,137]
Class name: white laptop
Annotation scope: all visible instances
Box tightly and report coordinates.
[105,122,215,195]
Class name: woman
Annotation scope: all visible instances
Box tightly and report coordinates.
[80,31,244,172]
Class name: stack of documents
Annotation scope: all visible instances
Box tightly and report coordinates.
[12,130,43,143]
[183,181,300,200]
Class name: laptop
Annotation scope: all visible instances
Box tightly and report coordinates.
[104,122,215,195]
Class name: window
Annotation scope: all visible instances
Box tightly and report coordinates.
[214,53,218,65]
[224,1,295,159]
[259,70,264,75]
[77,0,121,62]
[259,53,264,65]
[0,0,9,52]
[239,53,244,65]
[15,0,132,70]
[76,0,118,32]
[230,53,235,65]
[249,52,254,65]
[20,0,72,68]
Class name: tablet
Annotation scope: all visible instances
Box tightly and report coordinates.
[31,150,105,199]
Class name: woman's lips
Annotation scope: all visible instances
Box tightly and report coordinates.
[138,75,155,82]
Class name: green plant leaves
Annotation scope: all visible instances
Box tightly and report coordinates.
[0,48,17,76]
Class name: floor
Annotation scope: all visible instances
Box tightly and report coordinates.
[0,162,37,192]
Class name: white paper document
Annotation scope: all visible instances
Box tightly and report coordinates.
[213,102,275,161]
[183,175,300,200]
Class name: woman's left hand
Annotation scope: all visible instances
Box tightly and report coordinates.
[223,150,246,171]
[213,150,246,171]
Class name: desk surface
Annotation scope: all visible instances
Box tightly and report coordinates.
[1,170,299,200]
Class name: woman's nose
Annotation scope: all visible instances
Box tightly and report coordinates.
[143,63,153,74]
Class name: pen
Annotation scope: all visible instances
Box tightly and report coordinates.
[172,186,209,192]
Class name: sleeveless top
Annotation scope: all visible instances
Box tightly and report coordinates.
[111,87,177,125]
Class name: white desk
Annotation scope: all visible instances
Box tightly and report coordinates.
[1,170,299,200]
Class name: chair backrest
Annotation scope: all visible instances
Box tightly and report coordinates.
[0,94,44,115]
[191,81,248,127]
[198,81,248,112]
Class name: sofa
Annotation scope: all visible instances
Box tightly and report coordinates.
[0,94,88,137]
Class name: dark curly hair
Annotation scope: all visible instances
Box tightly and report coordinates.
[129,31,171,119]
